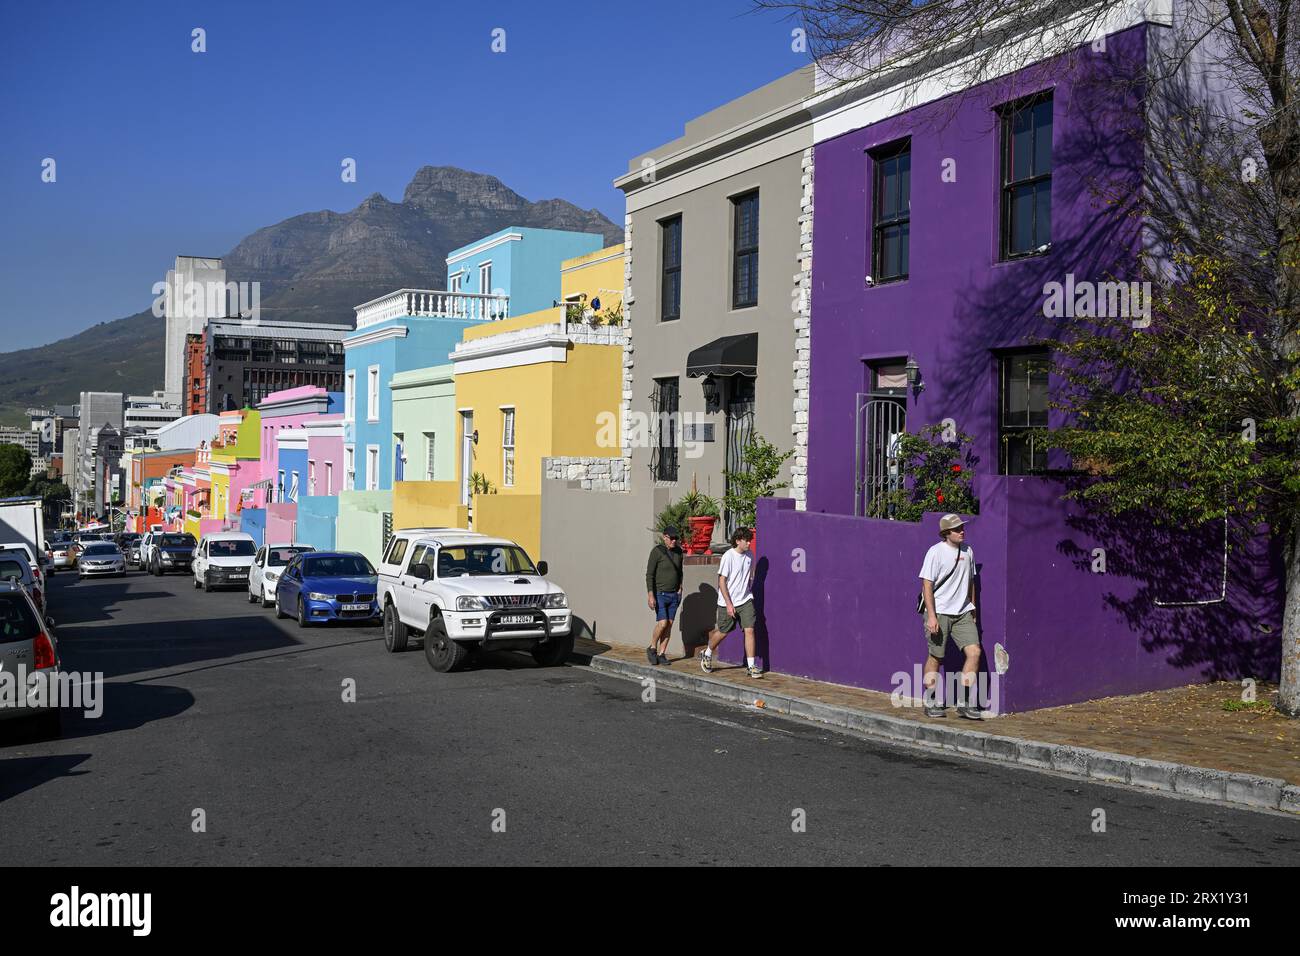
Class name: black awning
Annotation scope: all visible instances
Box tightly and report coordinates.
[685,332,758,378]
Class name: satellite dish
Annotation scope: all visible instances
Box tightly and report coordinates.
[590,297,601,311]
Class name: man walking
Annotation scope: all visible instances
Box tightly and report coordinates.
[919,514,980,719]
[700,527,760,678]
[645,525,684,665]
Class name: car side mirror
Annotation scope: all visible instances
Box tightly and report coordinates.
[537,560,548,577]
[411,564,431,580]
[44,616,55,629]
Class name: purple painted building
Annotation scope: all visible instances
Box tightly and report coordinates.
[758,19,1280,711]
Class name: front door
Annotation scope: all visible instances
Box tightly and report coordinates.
[460,412,474,506]
[855,393,907,517]
[724,377,756,536]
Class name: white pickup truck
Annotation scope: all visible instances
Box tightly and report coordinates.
[377,528,572,673]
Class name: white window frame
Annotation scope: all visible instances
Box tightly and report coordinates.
[308,459,316,497]
[278,469,285,502]
[501,406,515,489]
[345,371,356,423]
[424,431,436,481]
[366,365,380,422]
[290,470,299,503]
[344,445,355,491]
[325,461,334,496]
[449,273,461,294]
[366,444,380,491]
[393,432,405,483]
[479,261,493,296]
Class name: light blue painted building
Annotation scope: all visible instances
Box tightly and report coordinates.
[344,226,607,493]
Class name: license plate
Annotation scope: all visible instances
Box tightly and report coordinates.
[227,573,247,579]
[499,614,533,625]
[342,603,368,612]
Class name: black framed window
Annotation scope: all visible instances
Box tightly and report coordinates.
[732,191,759,309]
[1000,92,1053,258]
[872,141,911,282]
[999,351,1050,474]
[661,216,682,322]
[651,377,679,482]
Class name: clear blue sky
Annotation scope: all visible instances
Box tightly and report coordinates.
[0,0,807,350]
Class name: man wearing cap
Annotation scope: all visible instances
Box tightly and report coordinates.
[918,513,981,719]
[645,526,684,665]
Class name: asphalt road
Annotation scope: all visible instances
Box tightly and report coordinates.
[2,568,1298,866]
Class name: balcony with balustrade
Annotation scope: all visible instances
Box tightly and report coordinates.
[353,289,510,330]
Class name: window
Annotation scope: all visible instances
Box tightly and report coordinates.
[449,273,461,294]
[394,432,405,482]
[661,216,682,322]
[278,469,285,501]
[367,366,380,421]
[344,445,355,491]
[345,371,356,423]
[651,377,679,482]
[479,261,493,296]
[424,432,436,480]
[325,461,333,496]
[1000,351,1050,474]
[366,446,379,491]
[308,460,316,497]
[732,191,759,309]
[1001,92,1053,258]
[501,408,516,488]
[289,470,299,502]
[383,535,408,567]
[872,141,911,282]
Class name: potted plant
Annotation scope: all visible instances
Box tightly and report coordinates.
[680,489,720,555]
[722,434,793,554]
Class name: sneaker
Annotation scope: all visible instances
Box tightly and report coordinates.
[646,646,658,666]
[957,705,982,720]
[700,653,714,674]
[657,653,671,665]
[923,704,946,718]
[747,665,763,679]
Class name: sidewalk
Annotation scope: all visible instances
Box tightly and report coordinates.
[574,640,1300,815]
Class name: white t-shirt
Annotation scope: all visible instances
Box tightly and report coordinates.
[717,548,754,608]
[918,541,976,616]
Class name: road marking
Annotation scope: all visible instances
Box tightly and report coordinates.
[687,713,796,737]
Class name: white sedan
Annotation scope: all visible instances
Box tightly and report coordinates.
[248,544,315,607]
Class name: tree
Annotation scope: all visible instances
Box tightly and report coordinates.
[0,444,32,496]
[757,0,1300,713]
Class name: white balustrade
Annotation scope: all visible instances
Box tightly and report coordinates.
[354,289,511,328]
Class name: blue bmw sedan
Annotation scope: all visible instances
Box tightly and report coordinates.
[273,552,380,628]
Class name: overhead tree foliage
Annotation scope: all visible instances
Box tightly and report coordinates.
[757,0,1300,714]
[0,444,32,496]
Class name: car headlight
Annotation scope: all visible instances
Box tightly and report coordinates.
[307,592,333,602]
[544,592,568,609]
[456,595,492,611]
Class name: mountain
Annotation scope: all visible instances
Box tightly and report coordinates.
[0,167,622,425]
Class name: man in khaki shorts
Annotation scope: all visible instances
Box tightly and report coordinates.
[919,514,980,719]
[700,527,761,678]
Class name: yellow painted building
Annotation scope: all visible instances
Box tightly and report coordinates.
[395,244,625,558]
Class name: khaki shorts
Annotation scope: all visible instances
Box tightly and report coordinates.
[716,600,757,633]
[926,611,979,660]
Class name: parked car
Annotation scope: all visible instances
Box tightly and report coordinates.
[376,528,571,672]
[0,543,47,608]
[0,581,60,738]
[192,532,257,591]
[248,543,315,608]
[49,539,76,571]
[115,533,142,565]
[77,542,127,578]
[137,532,154,568]
[149,532,196,575]
[274,551,380,628]
[0,550,43,612]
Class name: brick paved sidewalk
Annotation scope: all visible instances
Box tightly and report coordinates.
[578,640,1300,787]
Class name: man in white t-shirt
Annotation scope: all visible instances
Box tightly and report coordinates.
[700,527,760,678]
[918,513,980,719]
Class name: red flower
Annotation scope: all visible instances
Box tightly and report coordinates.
[951,465,962,473]
[936,491,945,503]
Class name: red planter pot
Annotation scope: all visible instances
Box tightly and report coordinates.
[685,515,717,555]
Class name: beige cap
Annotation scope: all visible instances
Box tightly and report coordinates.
[939,514,970,535]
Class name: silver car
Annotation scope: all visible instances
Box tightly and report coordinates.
[0,581,61,738]
[78,542,127,578]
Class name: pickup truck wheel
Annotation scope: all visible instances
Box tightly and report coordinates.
[531,632,575,668]
[423,617,466,673]
[383,603,408,652]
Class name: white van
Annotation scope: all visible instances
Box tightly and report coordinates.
[193,532,258,592]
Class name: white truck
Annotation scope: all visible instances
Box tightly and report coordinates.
[377,528,572,673]
[0,496,47,574]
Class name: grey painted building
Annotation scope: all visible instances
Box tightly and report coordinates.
[539,66,814,651]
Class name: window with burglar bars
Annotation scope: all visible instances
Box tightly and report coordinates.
[1000,351,1050,474]
[502,408,515,488]
[732,191,759,309]
[651,377,679,482]
[424,432,436,480]
[872,140,911,282]
[661,216,681,322]
[1000,92,1053,258]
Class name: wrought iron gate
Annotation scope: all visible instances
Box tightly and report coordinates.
[854,393,907,517]
[724,377,757,536]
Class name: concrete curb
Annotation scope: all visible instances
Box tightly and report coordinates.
[585,653,1298,816]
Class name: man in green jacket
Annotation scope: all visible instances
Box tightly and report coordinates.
[645,526,684,665]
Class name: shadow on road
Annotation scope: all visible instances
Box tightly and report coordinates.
[0,752,91,803]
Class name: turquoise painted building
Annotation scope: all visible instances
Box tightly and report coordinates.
[444,227,606,316]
